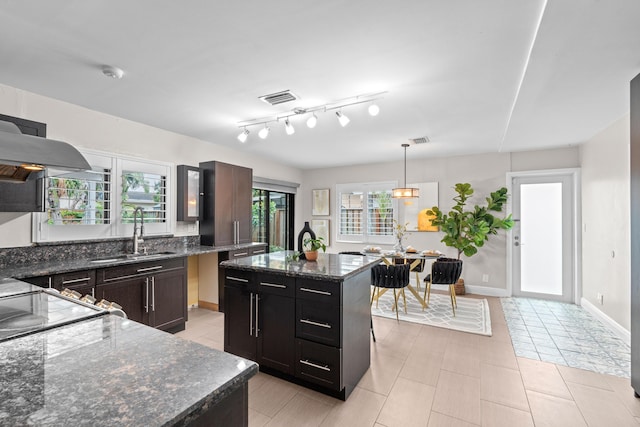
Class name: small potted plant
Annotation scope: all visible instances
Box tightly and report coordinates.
[303,236,327,261]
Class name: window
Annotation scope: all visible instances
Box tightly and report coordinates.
[252,189,295,252]
[33,150,172,242]
[336,182,396,244]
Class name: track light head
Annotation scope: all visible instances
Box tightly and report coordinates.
[336,110,350,127]
[237,128,250,143]
[368,103,380,116]
[258,125,270,139]
[284,118,295,135]
[306,113,318,128]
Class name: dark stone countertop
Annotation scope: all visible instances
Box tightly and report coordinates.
[1,242,267,279]
[220,250,381,281]
[0,314,258,426]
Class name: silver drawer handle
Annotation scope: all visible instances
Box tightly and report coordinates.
[137,266,163,273]
[300,287,331,296]
[62,277,91,285]
[260,282,286,289]
[233,252,248,257]
[253,249,265,254]
[300,319,332,329]
[300,359,331,372]
[227,276,249,283]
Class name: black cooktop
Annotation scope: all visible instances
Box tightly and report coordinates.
[0,288,106,342]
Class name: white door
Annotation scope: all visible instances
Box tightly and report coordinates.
[510,171,578,302]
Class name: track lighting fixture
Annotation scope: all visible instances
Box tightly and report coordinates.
[284,118,295,135]
[306,113,318,128]
[234,91,387,142]
[336,110,350,127]
[237,128,249,143]
[258,125,270,139]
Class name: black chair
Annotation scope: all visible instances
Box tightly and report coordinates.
[371,263,411,321]
[340,251,376,341]
[423,257,463,316]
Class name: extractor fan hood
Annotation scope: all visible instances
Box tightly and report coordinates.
[0,120,91,183]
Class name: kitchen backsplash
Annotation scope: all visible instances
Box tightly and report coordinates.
[0,236,200,269]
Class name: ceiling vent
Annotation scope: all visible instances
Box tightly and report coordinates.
[259,90,299,106]
[410,136,430,144]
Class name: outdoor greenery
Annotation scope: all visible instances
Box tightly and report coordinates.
[427,183,513,259]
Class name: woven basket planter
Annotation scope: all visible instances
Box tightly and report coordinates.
[454,278,466,295]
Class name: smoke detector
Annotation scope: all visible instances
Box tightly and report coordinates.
[102,65,124,79]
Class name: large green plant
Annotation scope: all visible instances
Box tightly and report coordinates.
[427,183,514,259]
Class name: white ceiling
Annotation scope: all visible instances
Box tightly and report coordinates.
[1,0,639,169]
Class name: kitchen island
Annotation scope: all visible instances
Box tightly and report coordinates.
[220,251,379,400]
[0,278,257,427]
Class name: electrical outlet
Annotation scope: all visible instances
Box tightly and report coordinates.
[597,293,604,305]
[482,274,489,283]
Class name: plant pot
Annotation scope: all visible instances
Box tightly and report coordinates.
[304,250,318,261]
[454,278,465,295]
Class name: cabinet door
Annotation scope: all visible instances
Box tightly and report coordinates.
[150,269,187,331]
[21,275,53,289]
[214,162,235,246]
[224,286,256,360]
[233,165,253,244]
[256,293,295,374]
[96,277,149,325]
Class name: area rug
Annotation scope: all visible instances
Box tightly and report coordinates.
[371,290,492,336]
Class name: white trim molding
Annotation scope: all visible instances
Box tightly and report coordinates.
[581,297,630,346]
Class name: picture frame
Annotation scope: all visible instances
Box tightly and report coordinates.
[402,182,439,231]
[311,219,330,246]
[312,188,330,216]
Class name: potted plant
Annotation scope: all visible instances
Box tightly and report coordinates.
[303,236,327,261]
[426,183,513,294]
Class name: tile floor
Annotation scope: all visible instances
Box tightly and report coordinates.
[501,297,631,378]
[176,298,640,427]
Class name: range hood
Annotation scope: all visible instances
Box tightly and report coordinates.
[0,120,91,183]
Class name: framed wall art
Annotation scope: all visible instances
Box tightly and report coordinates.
[312,188,330,216]
[311,219,330,245]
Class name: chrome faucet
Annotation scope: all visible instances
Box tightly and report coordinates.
[132,207,145,255]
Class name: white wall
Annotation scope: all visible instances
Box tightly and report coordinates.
[580,114,630,331]
[301,148,580,293]
[0,84,303,247]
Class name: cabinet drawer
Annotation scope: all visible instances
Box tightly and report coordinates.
[295,339,342,391]
[296,299,340,347]
[54,270,96,290]
[250,246,267,255]
[296,278,341,305]
[223,269,253,289]
[97,257,185,283]
[256,273,294,297]
[229,248,252,259]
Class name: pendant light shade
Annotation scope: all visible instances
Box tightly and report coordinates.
[392,143,419,199]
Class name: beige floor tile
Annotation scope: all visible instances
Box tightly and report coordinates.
[249,408,272,427]
[373,330,417,360]
[376,377,435,427]
[266,393,332,427]
[427,411,479,427]
[478,339,518,370]
[526,390,587,427]
[480,400,534,427]
[566,381,639,427]
[249,371,271,395]
[319,387,386,427]
[399,349,443,387]
[556,365,614,391]
[432,370,481,425]
[479,363,528,411]
[447,330,480,348]
[415,326,451,352]
[357,352,405,396]
[606,375,640,417]
[441,341,481,378]
[517,357,572,399]
[249,376,298,418]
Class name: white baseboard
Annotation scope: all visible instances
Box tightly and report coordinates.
[464,284,510,297]
[580,297,630,346]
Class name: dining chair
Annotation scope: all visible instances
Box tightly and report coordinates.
[423,257,463,316]
[371,262,411,321]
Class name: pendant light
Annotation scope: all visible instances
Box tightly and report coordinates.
[392,143,419,198]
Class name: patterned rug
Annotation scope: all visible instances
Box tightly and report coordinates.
[371,289,492,336]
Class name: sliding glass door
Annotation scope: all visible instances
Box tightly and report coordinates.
[252,189,294,252]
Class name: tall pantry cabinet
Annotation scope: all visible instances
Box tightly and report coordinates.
[631,72,640,397]
[199,161,253,246]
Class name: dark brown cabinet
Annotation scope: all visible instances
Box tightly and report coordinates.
[217,244,267,313]
[23,269,96,297]
[223,269,295,374]
[199,161,253,246]
[95,257,187,332]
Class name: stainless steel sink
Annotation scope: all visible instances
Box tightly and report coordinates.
[89,251,177,263]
